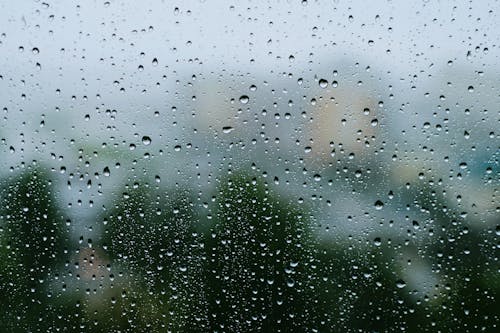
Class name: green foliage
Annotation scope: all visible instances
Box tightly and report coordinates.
[203,173,315,332]
[0,168,72,332]
[100,182,207,331]
[0,169,497,332]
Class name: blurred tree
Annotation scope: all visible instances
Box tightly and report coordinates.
[0,167,75,332]
[203,173,315,332]
[100,181,207,331]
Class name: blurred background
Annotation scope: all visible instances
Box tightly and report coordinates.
[0,1,498,332]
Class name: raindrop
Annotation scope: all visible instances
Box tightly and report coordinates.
[239,95,249,104]
[222,126,234,134]
[374,200,384,210]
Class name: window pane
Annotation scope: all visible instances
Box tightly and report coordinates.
[0,1,498,332]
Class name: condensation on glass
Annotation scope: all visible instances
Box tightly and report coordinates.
[0,1,498,332]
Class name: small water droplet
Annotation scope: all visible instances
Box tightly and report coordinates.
[142,136,151,145]
[319,79,328,88]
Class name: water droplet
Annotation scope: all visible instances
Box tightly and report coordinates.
[412,220,420,229]
[319,79,328,88]
[239,95,249,104]
[374,200,384,210]
[222,126,234,134]
[142,136,151,145]
[373,237,382,246]
[396,280,406,288]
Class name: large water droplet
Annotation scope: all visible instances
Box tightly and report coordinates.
[222,126,234,134]
[239,95,249,104]
[396,280,406,288]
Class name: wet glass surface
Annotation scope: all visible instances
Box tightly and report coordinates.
[0,1,498,332]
